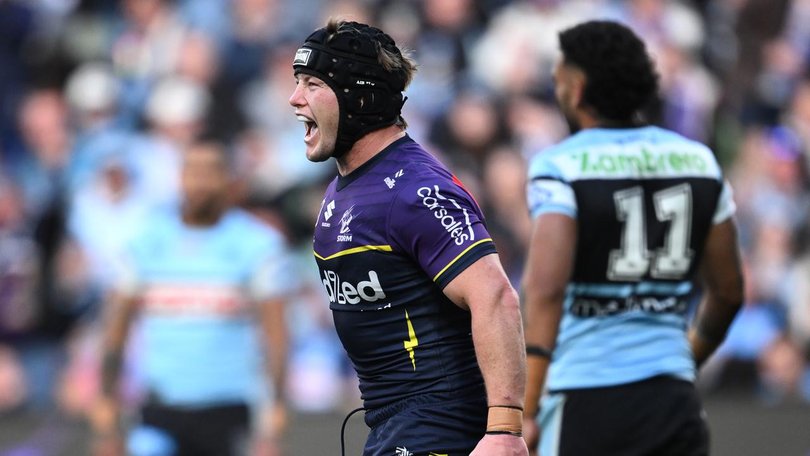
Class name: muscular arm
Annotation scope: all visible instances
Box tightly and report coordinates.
[521,213,577,419]
[689,218,744,368]
[444,253,529,455]
[444,253,526,409]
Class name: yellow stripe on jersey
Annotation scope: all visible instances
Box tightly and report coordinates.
[432,238,493,282]
[313,245,393,261]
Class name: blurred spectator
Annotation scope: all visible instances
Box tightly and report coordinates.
[0,344,28,414]
[112,0,186,79]
[68,154,150,294]
[127,76,210,210]
[730,126,808,248]
[405,0,486,119]
[479,146,531,283]
[0,178,49,414]
[655,42,720,142]
[0,180,40,339]
[785,78,810,157]
[177,0,230,39]
[504,95,567,157]
[726,0,791,123]
[428,86,510,175]
[604,0,705,55]
[759,336,807,403]
[318,0,372,25]
[174,31,247,142]
[111,0,189,122]
[0,1,37,157]
[8,90,88,345]
[786,223,810,354]
[470,0,597,96]
[64,62,132,191]
[9,90,72,221]
[220,0,283,88]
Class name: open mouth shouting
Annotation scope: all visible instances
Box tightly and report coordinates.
[297,114,318,144]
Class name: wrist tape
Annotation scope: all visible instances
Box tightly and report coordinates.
[486,405,523,436]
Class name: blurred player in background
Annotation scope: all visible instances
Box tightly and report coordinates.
[90,140,292,456]
[289,19,528,456]
[522,21,744,456]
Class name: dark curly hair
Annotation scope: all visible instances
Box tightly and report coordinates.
[559,20,659,123]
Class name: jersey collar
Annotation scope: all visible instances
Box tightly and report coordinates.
[336,134,412,191]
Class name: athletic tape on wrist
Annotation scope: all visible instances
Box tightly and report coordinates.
[486,405,523,434]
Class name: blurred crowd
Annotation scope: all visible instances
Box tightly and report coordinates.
[1,0,810,437]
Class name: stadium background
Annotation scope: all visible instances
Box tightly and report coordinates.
[0,0,809,454]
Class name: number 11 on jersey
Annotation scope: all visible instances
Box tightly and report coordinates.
[608,183,694,281]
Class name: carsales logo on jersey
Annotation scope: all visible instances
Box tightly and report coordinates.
[322,269,386,305]
[417,185,474,246]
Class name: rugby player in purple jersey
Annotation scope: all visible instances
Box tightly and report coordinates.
[289,19,529,456]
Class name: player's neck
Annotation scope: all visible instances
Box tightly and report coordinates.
[335,126,406,176]
[586,113,640,130]
[577,112,602,130]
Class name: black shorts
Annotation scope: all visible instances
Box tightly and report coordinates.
[362,386,487,456]
[128,401,250,456]
[539,375,709,456]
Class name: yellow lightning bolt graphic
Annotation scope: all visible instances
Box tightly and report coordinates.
[403,309,419,371]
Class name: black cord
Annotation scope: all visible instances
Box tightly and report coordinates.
[341,407,366,456]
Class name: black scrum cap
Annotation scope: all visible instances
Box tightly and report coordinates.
[293,21,407,157]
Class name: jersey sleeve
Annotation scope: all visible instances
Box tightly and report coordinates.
[712,179,736,224]
[526,151,577,219]
[527,178,577,219]
[388,177,497,289]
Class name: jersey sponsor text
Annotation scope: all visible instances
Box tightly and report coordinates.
[417,185,474,246]
[321,269,386,305]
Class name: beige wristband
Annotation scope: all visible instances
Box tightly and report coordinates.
[486,406,524,434]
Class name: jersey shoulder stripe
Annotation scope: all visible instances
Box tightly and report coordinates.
[432,238,493,282]
[314,244,393,261]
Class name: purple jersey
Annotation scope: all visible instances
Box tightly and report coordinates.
[313,135,496,410]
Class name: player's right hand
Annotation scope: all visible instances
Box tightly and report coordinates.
[470,433,529,455]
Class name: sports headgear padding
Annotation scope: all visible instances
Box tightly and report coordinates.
[293,21,407,157]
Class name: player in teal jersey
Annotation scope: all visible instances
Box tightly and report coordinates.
[90,141,292,456]
[522,21,744,456]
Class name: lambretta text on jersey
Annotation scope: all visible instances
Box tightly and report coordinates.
[572,147,709,175]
